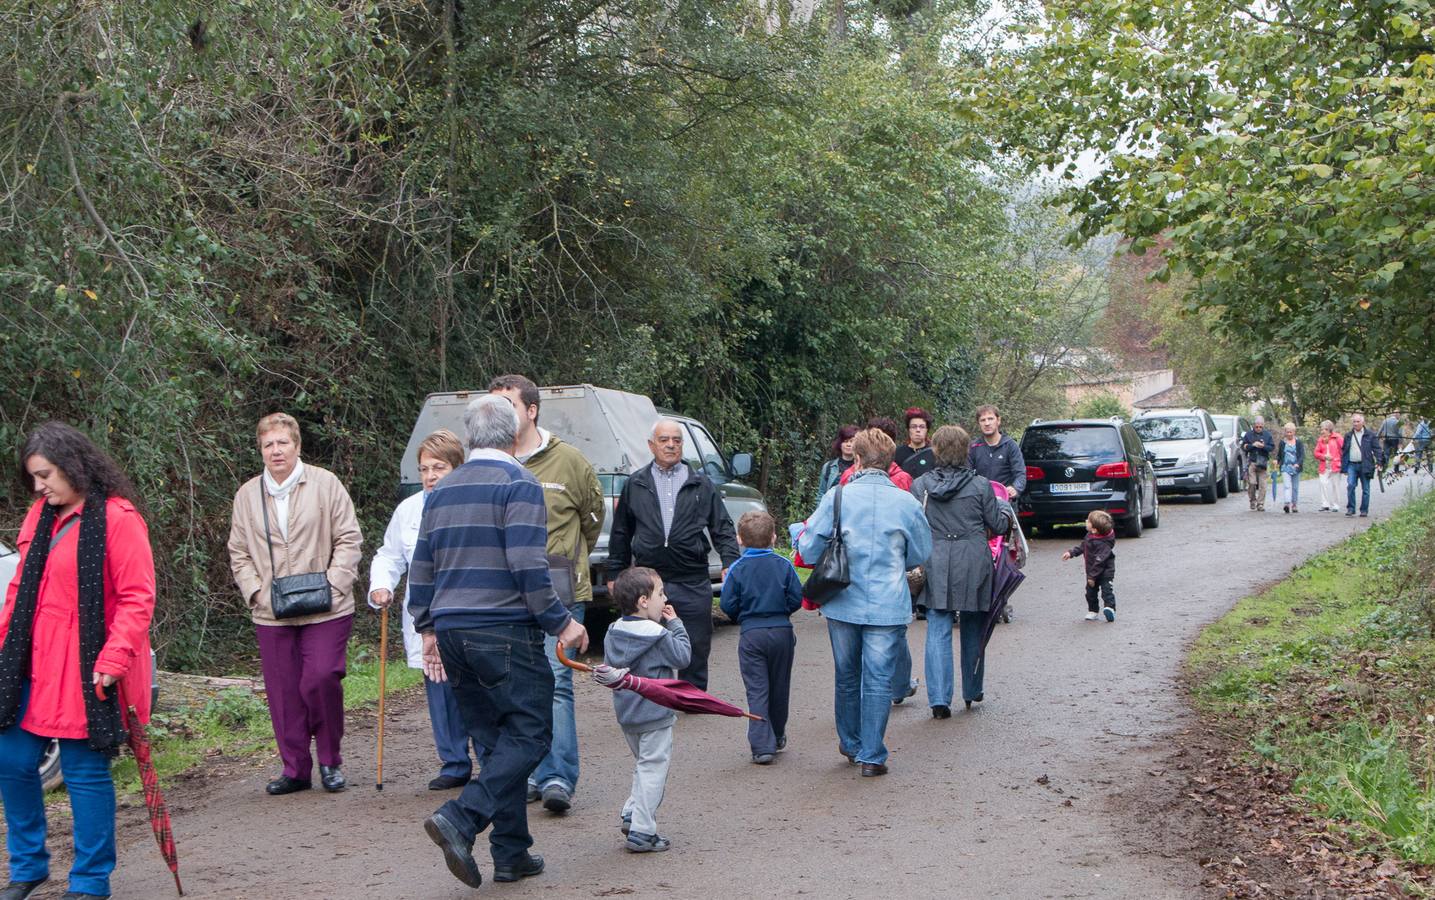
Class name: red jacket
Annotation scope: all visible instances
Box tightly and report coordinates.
[0,497,155,737]
[839,461,913,491]
[1314,433,1343,474]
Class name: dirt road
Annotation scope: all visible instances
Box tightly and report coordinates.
[58,479,1432,897]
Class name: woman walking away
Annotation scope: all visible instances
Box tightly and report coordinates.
[817,425,858,498]
[1313,421,1343,511]
[798,428,931,777]
[909,426,1012,718]
[229,413,362,796]
[0,422,156,900]
[369,430,479,790]
[1278,423,1305,513]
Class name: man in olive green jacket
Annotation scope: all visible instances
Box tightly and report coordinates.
[490,375,604,814]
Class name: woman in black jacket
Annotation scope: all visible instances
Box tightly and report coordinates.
[910,426,1013,718]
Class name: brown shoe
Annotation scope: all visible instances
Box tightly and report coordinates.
[838,743,857,765]
[860,763,888,777]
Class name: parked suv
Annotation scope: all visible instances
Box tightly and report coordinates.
[1131,408,1229,503]
[402,385,766,604]
[1018,418,1159,537]
[1210,414,1253,494]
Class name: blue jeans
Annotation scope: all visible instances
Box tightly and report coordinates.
[530,604,585,794]
[826,619,904,766]
[924,610,986,707]
[1281,470,1301,507]
[1346,469,1372,514]
[425,675,478,780]
[890,623,916,701]
[436,624,554,867]
[0,694,116,896]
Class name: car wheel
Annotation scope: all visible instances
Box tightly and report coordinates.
[40,739,62,791]
[1201,467,1219,504]
[1216,466,1230,498]
[1142,491,1160,529]
[1228,462,1242,493]
[1123,497,1144,537]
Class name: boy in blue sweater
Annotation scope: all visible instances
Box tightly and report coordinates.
[719,511,804,764]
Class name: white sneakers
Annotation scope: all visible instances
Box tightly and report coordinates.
[1084,611,1100,621]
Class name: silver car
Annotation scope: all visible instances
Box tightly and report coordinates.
[1210,414,1253,494]
[1132,408,1230,503]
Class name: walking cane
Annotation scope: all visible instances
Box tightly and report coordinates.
[376,605,389,791]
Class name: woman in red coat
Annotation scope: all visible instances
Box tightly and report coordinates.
[0,422,155,900]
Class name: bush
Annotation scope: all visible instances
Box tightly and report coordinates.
[1073,393,1130,420]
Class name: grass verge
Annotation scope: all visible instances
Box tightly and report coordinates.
[102,645,422,796]
[1187,489,1435,866]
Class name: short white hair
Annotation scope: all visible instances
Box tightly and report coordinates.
[1253,415,1265,424]
[464,394,520,451]
[650,418,683,440]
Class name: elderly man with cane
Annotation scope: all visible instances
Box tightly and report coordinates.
[409,395,589,889]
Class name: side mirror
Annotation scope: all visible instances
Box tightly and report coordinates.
[1144,450,1156,462]
[730,452,754,477]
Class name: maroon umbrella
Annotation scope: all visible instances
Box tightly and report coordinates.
[556,645,760,720]
[98,685,183,895]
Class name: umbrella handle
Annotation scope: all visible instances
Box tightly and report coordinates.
[555,643,592,673]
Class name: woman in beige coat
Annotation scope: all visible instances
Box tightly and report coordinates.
[228,413,362,795]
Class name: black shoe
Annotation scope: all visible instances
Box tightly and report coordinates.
[892,681,918,705]
[60,894,108,900]
[493,853,545,883]
[932,705,951,719]
[428,774,469,791]
[838,743,857,765]
[265,775,312,795]
[541,782,572,813]
[964,700,972,710]
[424,812,483,888]
[775,734,787,752]
[1283,504,1290,513]
[1346,510,1356,517]
[860,763,889,777]
[1,879,48,900]
[319,765,346,792]
[1359,512,1368,517]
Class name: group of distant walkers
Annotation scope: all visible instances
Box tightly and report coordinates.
[1238,412,1430,516]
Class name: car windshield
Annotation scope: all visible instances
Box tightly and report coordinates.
[1021,426,1122,461]
[1133,416,1205,442]
[1211,416,1237,438]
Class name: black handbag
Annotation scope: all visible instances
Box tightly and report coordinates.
[803,485,850,606]
[260,482,333,620]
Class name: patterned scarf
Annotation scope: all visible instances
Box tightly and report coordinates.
[0,497,126,756]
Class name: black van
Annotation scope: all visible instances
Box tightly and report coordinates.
[1018,418,1160,537]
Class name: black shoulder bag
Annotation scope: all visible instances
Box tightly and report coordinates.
[803,485,850,606]
[261,482,333,620]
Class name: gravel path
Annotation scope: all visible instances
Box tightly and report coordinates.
[47,476,1429,898]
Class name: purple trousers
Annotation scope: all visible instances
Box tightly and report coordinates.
[256,615,353,781]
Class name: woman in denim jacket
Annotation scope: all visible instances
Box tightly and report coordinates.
[798,428,932,777]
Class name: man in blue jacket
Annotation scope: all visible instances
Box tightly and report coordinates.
[1340,412,1385,517]
[969,404,1027,500]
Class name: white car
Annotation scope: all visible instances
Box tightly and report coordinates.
[0,540,16,599]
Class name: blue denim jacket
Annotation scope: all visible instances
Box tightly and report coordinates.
[798,469,933,626]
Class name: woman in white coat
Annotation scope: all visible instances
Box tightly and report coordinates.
[368,429,476,790]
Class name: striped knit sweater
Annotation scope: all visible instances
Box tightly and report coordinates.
[408,449,572,636]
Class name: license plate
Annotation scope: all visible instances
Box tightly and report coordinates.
[1157,477,1176,486]
[1050,482,1091,494]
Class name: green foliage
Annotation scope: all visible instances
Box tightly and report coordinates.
[1072,392,1128,420]
[985,0,1435,415]
[1,1,1103,668]
[1188,490,1435,863]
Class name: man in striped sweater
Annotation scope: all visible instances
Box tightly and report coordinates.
[409,394,589,889]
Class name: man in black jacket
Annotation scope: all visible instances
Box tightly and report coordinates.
[1341,413,1385,517]
[969,405,1027,500]
[605,419,739,690]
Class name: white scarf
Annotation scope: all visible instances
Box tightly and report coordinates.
[263,459,304,540]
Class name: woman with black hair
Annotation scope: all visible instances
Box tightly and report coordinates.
[0,422,156,900]
[817,425,858,498]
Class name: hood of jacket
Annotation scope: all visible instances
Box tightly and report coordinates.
[919,466,978,501]
[604,616,669,668]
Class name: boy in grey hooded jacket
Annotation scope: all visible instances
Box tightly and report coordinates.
[604,567,692,852]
